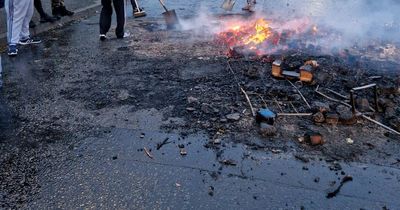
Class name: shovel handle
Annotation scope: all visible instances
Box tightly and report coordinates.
[158,0,169,12]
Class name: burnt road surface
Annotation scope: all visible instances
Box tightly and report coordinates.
[1,1,400,209]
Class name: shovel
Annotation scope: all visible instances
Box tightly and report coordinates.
[158,0,179,29]
[221,0,236,11]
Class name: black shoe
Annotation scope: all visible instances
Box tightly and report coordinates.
[53,6,73,17]
[29,21,36,28]
[60,6,74,16]
[99,34,107,41]
[40,13,58,23]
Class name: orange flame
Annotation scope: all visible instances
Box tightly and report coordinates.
[242,19,272,45]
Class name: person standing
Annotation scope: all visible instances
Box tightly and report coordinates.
[35,0,59,23]
[52,0,74,18]
[99,0,125,40]
[5,0,42,56]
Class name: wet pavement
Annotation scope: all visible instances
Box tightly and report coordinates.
[31,127,400,209]
[1,1,400,209]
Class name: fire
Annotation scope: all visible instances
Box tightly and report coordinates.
[217,18,276,55]
[216,17,318,57]
[243,19,272,45]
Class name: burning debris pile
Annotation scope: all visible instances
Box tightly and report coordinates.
[215,17,319,57]
[181,14,400,160]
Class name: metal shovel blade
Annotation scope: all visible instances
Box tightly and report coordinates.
[221,0,236,11]
[162,9,179,29]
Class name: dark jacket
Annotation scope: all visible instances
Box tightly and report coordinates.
[0,0,4,9]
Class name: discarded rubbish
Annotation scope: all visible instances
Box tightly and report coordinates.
[326,175,353,198]
[256,108,276,125]
[180,148,187,156]
[219,159,237,166]
[144,147,154,159]
[346,138,354,144]
[156,138,171,150]
[305,132,324,146]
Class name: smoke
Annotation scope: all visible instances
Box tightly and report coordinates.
[179,0,400,54]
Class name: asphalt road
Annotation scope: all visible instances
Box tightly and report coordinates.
[1,1,400,209]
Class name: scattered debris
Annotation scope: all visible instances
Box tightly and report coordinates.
[219,159,237,166]
[305,132,324,146]
[180,148,187,156]
[256,108,276,125]
[144,147,154,159]
[187,96,199,104]
[313,112,325,123]
[326,175,353,198]
[314,177,320,183]
[175,183,181,187]
[346,138,354,144]
[325,113,339,125]
[259,123,277,137]
[208,186,214,196]
[112,155,118,160]
[294,154,309,163]
[226,113,241,121]
[156,138,171,150]
[140,133,145,138]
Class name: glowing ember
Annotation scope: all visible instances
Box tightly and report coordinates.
[243,19,272,45]
[216,17,317,56]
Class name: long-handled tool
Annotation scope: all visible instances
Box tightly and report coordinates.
[133,0,146,18]
[221,0,236,11]
[158,0,179,29]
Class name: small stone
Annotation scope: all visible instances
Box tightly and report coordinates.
[180,148,187,156]
[226,113,241,121]
[140,133,145,138]
[385,107,396,118]
[312,102,331,113]
[346,138,354,144]
[325,113,339,125]
[186,107,196,112]
[306,132,324,146]
[213,138,222,144]
[314,177,320,183]
[187,96,199,104]
[356,98,370,112]
[117,89,130,101]
[313,112,325,123]
[259,123,277,137]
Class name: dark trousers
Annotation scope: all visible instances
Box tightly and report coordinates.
[34,0,46,17]
[130,0,137,10]
[99,0,125,37]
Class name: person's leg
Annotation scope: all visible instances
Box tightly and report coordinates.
[52,0,73,16]
[99,0,113,36]
[113,0,125,38]
[5,0,30,45]
[34,0,46,17]
[19,0,34,41]
[5,0,31,55]
[130,0,137,11]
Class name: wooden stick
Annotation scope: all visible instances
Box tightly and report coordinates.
[274,98,284,113]
[227,61,256,117]
[315,87,352,108]
[326,88,349,100]
[240,87,256,117]
[290,102,298,113]
[361,115,400,135]
[315,86,400,136]
[144,147,154,159]
[287,80,311,109]
[277,113,313,116]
